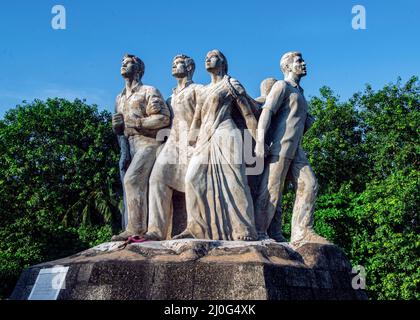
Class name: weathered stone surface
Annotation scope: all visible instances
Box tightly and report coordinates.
[294,242,352,271]
[10,240,367,300]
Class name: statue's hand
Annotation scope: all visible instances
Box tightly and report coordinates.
[112,113,124,134]
[187,131,198,147]
[147,102,161,115]
[255,142,267,158]
[188,138,197,147]
[135,118,143,129]
[187,145,194,158]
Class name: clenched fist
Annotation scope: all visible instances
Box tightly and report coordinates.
[112,113,124,135]
[146,100,162,115]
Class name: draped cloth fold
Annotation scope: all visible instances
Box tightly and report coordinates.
[184,76,257,240]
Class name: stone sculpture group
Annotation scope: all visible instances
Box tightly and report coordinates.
[11,50,370,302]
[111,50,329,245]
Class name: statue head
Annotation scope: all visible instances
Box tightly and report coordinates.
[172,54,195,79]
[121,54,145,80]
[254,77,278,104]
[280,52,307,78]
[260,77,278,98]
[205,49,228,75]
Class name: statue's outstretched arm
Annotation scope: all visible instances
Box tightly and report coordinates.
[188,94,202,146]
[256,81,287,157]
[235,95,259,142]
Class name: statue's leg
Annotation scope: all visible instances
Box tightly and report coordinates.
[173,153,208,239]
[146,163,174,241]
[254,156,291,240]
[123,138,159,237]
[254,159,272,239]
[230,165,259,242]
[289,149,329,244]
[267,207,287,242]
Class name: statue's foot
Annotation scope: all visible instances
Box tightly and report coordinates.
[142,232,162,241]
[292,230,330,245]
[111,231,140,242]
[172,230,194,240]
[233,230,258,241]
[235,234,256,241]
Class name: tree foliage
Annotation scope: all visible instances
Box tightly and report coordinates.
[282,76,419,300]
[0,99,121,299]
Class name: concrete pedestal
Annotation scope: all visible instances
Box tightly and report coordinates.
[11,239,367,300]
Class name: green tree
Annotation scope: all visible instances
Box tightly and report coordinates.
[349,169,419,300]
[348,76,420,299]
[282,77,419,299]
[357,77,419,179]
[304,87,368,193]
[0,98,121,299]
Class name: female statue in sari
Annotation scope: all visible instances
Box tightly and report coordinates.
[174,50,259,241]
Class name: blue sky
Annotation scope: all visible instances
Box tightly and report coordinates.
[0,0,419,117]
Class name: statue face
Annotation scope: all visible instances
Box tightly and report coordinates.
[172,57,187,78]
[289,55,307,77]
[121,57,139,79]
[205,52,222,71]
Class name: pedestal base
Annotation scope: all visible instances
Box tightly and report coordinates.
[11,240,367,300]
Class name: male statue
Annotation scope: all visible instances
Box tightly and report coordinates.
[112,54,171,241]
[254,52,328,244]
[143,54,203,240]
